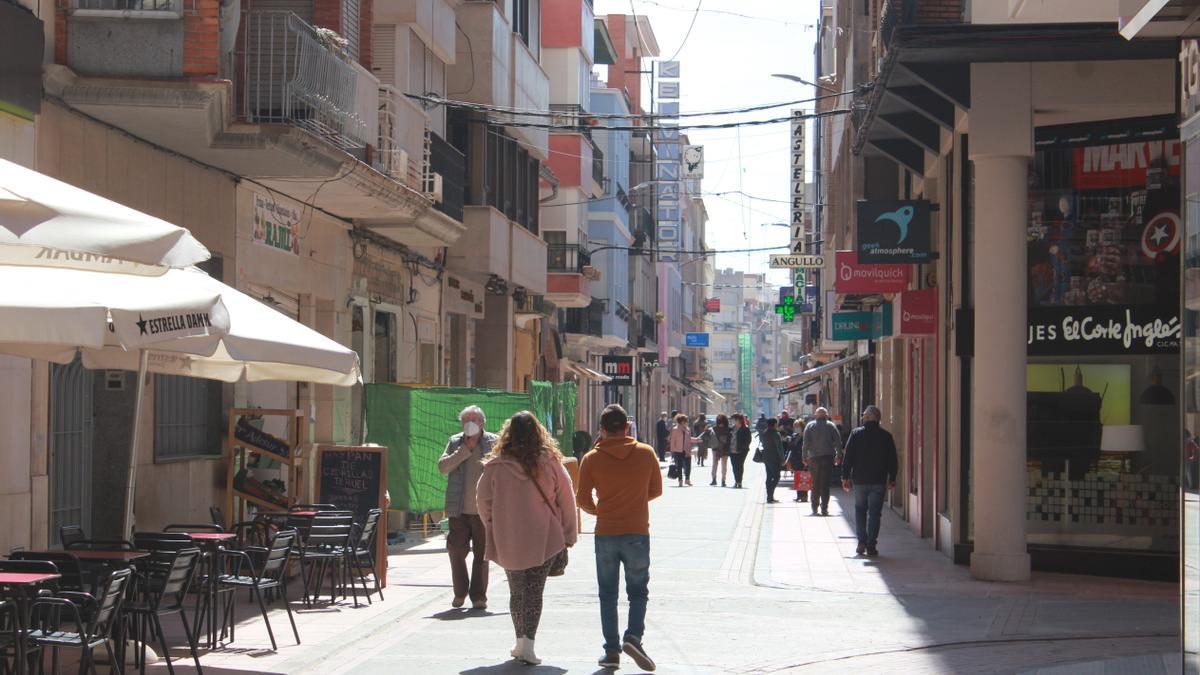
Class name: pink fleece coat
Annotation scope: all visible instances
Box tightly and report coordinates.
[476,453,579,571]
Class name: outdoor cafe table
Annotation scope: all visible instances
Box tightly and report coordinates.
[0,572,61,675]
[182,532,238,648]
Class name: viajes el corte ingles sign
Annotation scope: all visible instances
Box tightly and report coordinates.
[856,200,932,264]
[1027,305,1180,355]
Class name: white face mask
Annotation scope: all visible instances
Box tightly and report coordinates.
[463,421,482,437]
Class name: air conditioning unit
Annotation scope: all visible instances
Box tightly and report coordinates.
[428,172,444,202]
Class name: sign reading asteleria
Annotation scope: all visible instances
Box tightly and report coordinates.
[856,200,933,264]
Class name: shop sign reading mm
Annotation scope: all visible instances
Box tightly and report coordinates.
[770,254,824,269]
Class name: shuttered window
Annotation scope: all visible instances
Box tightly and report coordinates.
[154,258,224,460]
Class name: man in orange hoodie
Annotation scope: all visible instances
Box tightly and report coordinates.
[577,404,663,671]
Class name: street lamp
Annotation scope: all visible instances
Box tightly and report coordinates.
[771,73,841,94]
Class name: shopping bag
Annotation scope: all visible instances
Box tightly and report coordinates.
[667,463,680,480]
[794,470,813,492]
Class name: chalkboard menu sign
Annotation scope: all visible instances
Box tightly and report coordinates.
[315,445,387,522]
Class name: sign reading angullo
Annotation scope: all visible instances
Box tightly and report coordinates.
[856,200,933,264]
[834,250,910,294]
[1027,305,1181,355]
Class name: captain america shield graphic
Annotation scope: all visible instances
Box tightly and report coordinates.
[1141,211,1181,260]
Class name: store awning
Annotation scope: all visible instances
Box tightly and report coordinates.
[768,354,858,388]
[780,377,823,397]
[696,382,726,402]
[564,360,612,383]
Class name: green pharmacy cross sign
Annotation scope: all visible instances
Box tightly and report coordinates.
[775,296,796,323]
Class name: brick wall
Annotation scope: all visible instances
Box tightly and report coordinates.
[54,6,66,65]
[916,0,962,24]
[184,0,221,78]
[313,0,343,34]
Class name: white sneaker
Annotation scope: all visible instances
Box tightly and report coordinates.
[516,637,541,665]
[511,638,521,658]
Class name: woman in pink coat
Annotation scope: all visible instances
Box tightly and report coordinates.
[477,411,578,665]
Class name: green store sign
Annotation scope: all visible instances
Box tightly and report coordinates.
[832,303,892,341]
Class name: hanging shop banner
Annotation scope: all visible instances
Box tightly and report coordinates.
[640,351,661,369]
[1027,305,1180,355]
[831,311,873,341]
[683,145,704,179]
[791,109,807,289]
[855,200,932,264]
[252,192,301,255]
[704,297,721,313]
[685,332,710,347]
[600,355,636,386]
[834,250,910,294]
[897,288,937,336]
[803,285,818,314]
[872,302,894,338]
[655,62,681,263]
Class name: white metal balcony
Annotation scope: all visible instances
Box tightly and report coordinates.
[377,85,430,191]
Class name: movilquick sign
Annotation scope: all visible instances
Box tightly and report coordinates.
[856,200,932,264]
[600,355,636,386]
[1027,305,1181,355]
[897,288,937,336]
[834,250,910,294]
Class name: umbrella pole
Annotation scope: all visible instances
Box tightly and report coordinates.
[121,350,149,538]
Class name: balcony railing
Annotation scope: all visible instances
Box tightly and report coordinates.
[430,132,466,222]
[591,142,605,191]
[377,85,430,190]
[237,11,372,149]
[547,244,591,274]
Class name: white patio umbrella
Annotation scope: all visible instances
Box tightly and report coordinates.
[0,158,210,268]
[0,265,360,535]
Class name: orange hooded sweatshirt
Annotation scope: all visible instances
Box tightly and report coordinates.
[576,435,663,536]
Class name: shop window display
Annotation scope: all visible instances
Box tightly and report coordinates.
[1025,118,1181,552]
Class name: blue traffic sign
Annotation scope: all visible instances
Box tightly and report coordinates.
[685,332,710,347]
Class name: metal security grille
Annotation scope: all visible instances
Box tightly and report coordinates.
[49,358,93,546]
[154,375,220,459]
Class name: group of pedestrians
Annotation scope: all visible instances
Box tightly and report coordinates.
[434,400,899,669]
[751,405,899,557]
[438,404,660,670]
[655,410,753,488]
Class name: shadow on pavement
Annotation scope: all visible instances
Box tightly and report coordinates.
[459,662,568,675]
[429,608,510,620]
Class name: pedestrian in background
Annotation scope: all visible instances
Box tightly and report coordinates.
[695,417,713,467]
[576,404,662,671]
[437,405,495,609]
[784,426,807,503]
[730,414,751,488]
[668,413,698,487]
[759,418,786,504]
[655,412,670,463]
[477,411,578,665]
[803,407,843,517]
[778,410,795,437]
[841,405,899,557]
[755,414,768,435]
[710,414,732,487]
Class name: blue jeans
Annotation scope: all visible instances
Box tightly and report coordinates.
[854,484,886,548]
[594,534,650,654]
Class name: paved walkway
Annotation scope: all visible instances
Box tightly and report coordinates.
[138,459,1180,674]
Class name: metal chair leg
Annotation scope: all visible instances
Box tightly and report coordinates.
[250,585,277,652]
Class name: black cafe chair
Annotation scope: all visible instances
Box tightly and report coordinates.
[27,567,132,675]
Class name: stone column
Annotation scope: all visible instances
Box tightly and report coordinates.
[968,63,1033,582]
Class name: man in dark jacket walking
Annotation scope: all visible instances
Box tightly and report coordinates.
[840,406,898,557]
[654,412,670,462]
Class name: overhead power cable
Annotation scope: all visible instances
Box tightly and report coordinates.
[461,108,852,133]
[665,0,703,62]
[405,90,854,120]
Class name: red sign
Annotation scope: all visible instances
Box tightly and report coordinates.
[704,298,721,312]
[1071,140,1181,190]
[897,288,937,336]
[834,250,910,294]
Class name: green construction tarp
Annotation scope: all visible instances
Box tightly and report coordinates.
[365,385,530,514]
